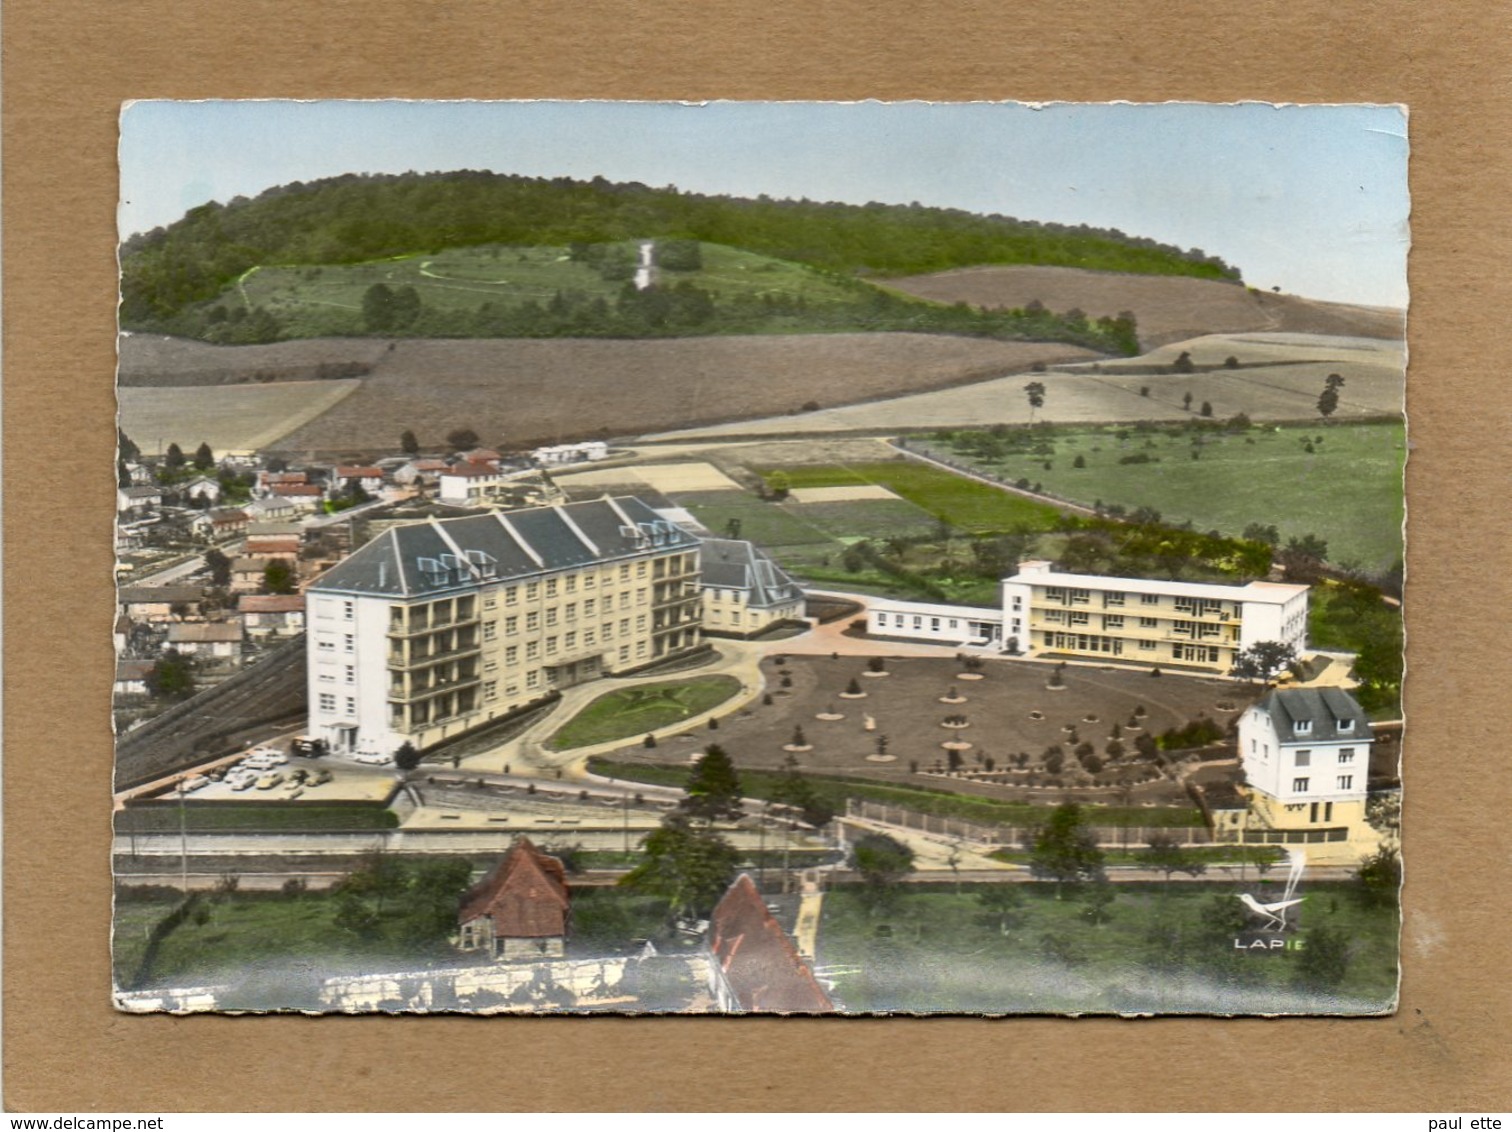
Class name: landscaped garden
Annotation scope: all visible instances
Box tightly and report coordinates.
[546,675,743,750]
[589,655,1254,824]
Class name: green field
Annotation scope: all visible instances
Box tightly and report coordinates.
[929,421,1405,571]
[547,675,743,750]
[817,884,1399,1014]
[776,461,1065,534]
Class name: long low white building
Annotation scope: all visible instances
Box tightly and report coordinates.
[863,559,1308,675]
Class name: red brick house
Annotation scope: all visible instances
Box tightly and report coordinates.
[457,837,570,961]
[707,874,835,1013]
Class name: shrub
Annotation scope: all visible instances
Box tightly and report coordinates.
[643,733,657,748]
[845,678,862,696]
[868,656,887,674]
[1150,667,1162,678]
[1073,454,1086,468]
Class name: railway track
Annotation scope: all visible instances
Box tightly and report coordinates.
[115,635,309,791]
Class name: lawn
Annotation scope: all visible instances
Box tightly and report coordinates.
[775,461,1065,534]
[817,883,1399,1014]
[547,675,743,750]
[115,889,460,994]
[928,420,1405,572]
[115,803,399,834]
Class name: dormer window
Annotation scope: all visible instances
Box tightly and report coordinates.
[1336,719,1354,732]
[1293,720,1312,735]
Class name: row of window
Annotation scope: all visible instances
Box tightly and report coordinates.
[481,593,648,640]
[315,634,355,653]
[316,693,356,715]
[1292,776,1354,793]
[874,612,963,633]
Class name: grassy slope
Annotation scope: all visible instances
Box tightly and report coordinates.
[235,242,870,337]
[932,421,1405,571]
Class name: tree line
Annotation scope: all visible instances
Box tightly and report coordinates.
[120,169,1242,325]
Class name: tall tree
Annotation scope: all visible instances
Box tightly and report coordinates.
[118,428,141,463]
[446,427,481,451]
[680,744,744,824]
[850,831,915,914]
[163,442,186,471]
[621,811,740,924]
[770,751,835,827]
[400,429,420,456]
[263,559,296,595]
[1229,640,1298,684]
[1027,804,1104,899]
[1140,832,1208,898]
[146,650,195,700]
[1024,381,1046,424]
[193,442,214,471]
[203,547,232,588]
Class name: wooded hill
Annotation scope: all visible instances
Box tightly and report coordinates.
[122,170,1241,313]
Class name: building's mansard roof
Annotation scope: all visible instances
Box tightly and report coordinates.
[698,537,803,609]
[1254,687,1372,743]
[312,496,698,599]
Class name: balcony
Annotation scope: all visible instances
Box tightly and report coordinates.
[388,673,482,703]
[387,612,480,639]
[387,640,483,669]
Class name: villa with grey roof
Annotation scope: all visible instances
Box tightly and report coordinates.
[305,496,705,756]
[698,537,806,638]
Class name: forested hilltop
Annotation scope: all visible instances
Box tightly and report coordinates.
[120,171,1241,351]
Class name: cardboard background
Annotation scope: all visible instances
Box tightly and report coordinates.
[5,0,1509,1112]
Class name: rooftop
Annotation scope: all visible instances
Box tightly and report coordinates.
[699,537,803,609]
[458,837,569,938]
[1254,687,1372,743]
[312,496,698,599]
[1006,560,1308,605]
[708,874,835,1014]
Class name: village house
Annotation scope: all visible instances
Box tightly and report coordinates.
[191,507,250,541]
[116,485,163,514]
[243,496,301,523]
[457,447,504,469]
[268,483,325,512]
[437,464,512,506]
[457,838,570,961]
[698,537,807,638]
[166,621,244,659]
[393,458,451,488]
[256,470,308,496]
[230,556,274,594]
[332,465,385,495]
[180,475,222,506]
[114,659,155,697]
[244,531,302,560]
[531,441,608,466]
[239,593,306,638]
[706,875,835,1014]
[118,585,206,623]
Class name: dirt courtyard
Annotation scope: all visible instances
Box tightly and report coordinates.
[608,654,1260,804]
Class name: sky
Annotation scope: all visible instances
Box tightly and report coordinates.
[119,101,1409,308]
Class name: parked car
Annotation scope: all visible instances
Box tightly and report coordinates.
[353,753,391,766]
[228,772,257,792]
[248,745,288,764]
[255,773,284,790]
[291,736,327,758]
[242,753,286,771]
[180,775,209,792]
[306,768,334,787]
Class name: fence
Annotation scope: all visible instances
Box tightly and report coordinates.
[844,798,1213,847]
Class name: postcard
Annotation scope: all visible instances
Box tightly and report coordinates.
[112,100,1406,1015]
